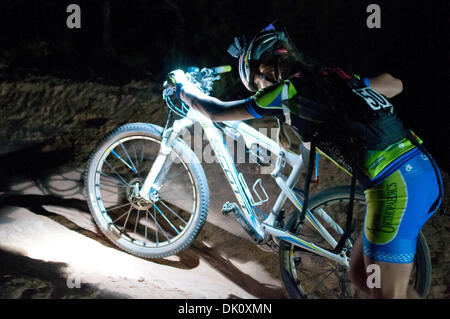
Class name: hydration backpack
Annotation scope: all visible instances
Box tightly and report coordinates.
[284,68,407,253]
[317,68,406,151]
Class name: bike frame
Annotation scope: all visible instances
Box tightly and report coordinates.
[139,107,350,267]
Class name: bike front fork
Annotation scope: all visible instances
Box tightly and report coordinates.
[139,117,193,200]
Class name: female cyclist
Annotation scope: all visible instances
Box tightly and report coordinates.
[167,23,443,299]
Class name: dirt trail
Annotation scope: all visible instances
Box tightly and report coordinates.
[0,168,287,299]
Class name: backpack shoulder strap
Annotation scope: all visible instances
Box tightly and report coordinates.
[281,82,291,125]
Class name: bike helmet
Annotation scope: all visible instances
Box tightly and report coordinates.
[228,23,290,92]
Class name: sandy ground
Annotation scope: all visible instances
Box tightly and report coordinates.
[0,166,287,299]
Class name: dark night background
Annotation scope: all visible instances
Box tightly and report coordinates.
[0,0,448,173]
[0,0,449,300]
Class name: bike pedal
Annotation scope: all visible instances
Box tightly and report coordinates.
[221,202,236,217]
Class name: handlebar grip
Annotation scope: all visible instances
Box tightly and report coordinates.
[213,65,232,74]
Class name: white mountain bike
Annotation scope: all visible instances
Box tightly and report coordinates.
[84,65,431,298]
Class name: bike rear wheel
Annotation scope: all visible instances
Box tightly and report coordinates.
[279,186,431,298]
[85,123,209,258]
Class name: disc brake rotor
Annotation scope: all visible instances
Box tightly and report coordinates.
[126,178,154,210]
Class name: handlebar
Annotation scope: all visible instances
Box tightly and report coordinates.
[187,65,232,76]
[163,65,232,117]
[186,65,232,94]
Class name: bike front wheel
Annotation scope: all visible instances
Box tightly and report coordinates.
[85,123,209,258]
[279,186,432,299]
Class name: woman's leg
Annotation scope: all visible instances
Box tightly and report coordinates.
[363,257,420,299]
[348,233,370,296]
[348,233,421,298]
[360,150,441,298]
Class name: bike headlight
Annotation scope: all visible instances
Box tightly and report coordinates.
[170,69,189,85]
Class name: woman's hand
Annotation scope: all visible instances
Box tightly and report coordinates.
[166,70,200,105]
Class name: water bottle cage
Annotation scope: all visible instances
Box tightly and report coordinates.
[238,173,269,206]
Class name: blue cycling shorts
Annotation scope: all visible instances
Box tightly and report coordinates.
[362,148,442,263]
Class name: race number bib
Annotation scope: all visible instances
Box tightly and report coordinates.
[353,87,393,111]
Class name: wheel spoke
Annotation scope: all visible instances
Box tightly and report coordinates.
[98,177,128,188]
[298,267,333,281]
[120,142,140,176]
[110,148,138,174]
[153,207,159,246]
[154,203,180,235]
[145,208,149,242]
[338,274,352,298]
[103,160,130,187]
[112,206,132,224]
[134,210,141,235]
[106,202,131,212]
[99,170,129,188]
[99,182,127,191]
[100,186,124,196]
[132,144,139,169]
[148,207,170,242]
[307,269,335,296]
[159,200,188,225]
[160,196,194,202]
[120,206,133,233]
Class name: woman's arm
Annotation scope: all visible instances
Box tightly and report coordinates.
[366,73,403,98]
[179,84,255,121]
